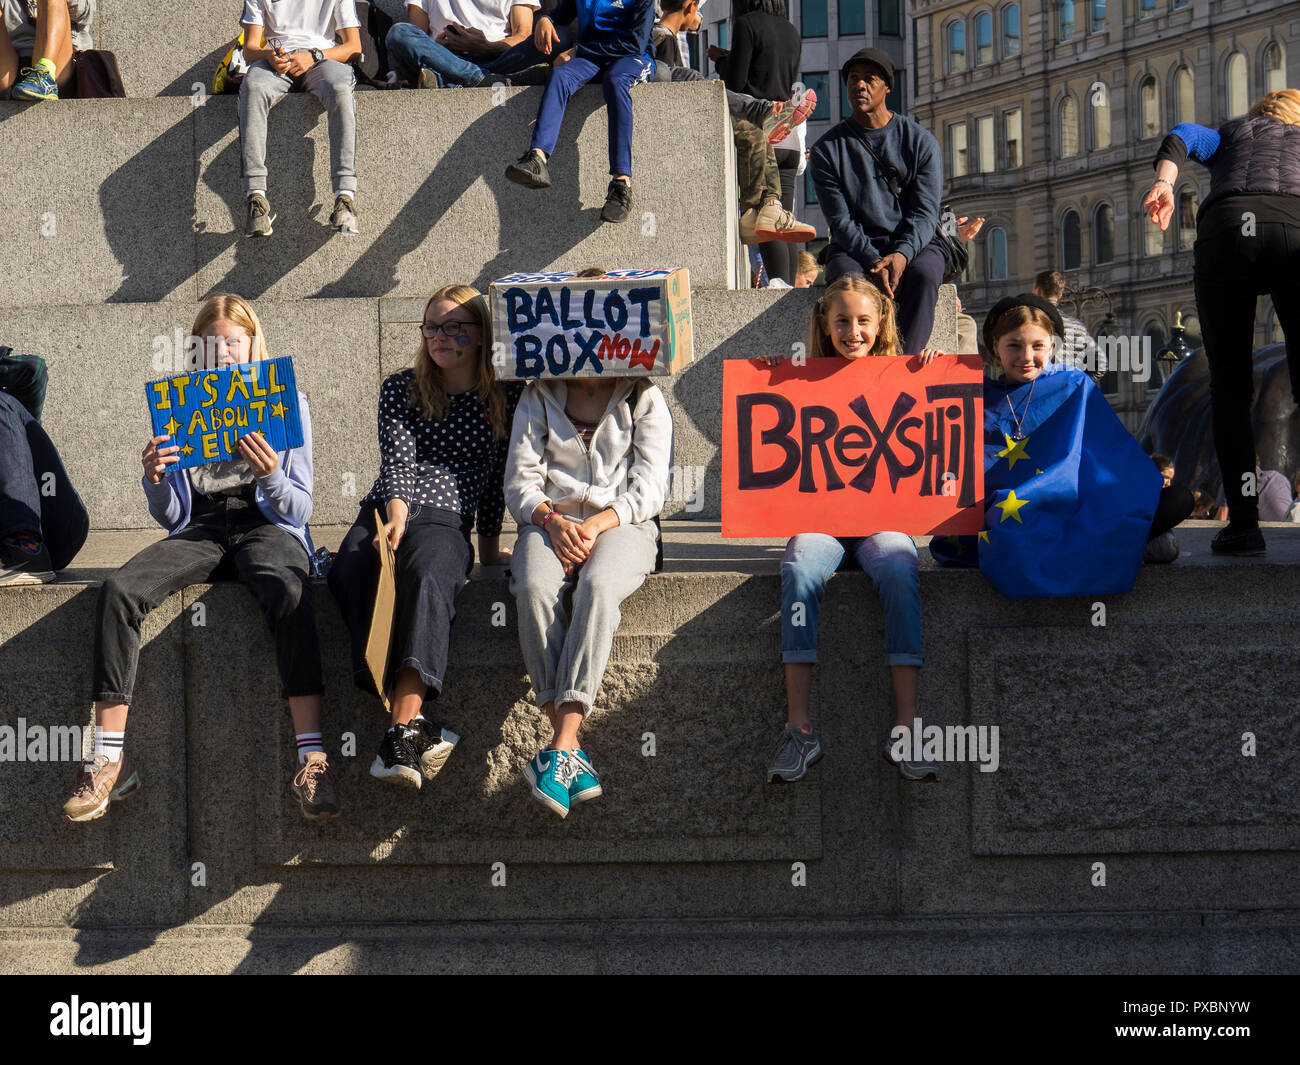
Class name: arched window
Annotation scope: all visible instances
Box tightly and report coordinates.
[1175,67,1195,124]
[1140,76,1160,138]
[1090,0,1105,30]
[1061,210,1081,269]
[1143,210,1163,256]
[1227,53,1248,118]
[1094,203,1114,263]
[1092,81,1111,148]
[1138,0,1155,16]
[948,22,967,74]
[1177,186,1198,251]
[1059,95,1079,157]
[1058,0,1075,41]
[1002,4,1021,58]
[1265,42,1286,93]
[974,12,993,65]
[1141,317,1168,355]
[988,227,1008,280]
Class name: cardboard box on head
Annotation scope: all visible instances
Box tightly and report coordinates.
[489,268,693,382]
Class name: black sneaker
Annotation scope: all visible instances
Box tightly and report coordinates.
[600,178,632,223]
[406,717,460,781]
[1211,522,1266,556]
[505,149,551,189]
[0,532,55,586]
[244,192,275,238]
[369,724,423,789]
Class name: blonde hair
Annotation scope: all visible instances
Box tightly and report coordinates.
[1249,89,1300,125]
[191,293,268,361]
[808,275,901,359]
[796,251,818,276]
[408,283,507,438]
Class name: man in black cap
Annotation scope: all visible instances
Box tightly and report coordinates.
[809,48,946,352]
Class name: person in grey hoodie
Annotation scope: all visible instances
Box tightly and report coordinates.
[505,372,672,819]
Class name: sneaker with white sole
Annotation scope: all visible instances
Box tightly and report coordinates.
[407,718,460,781]
[768,725,822,782]
[882,736,939,781]
[329,194,358,235]
[370,723,423,789]
[524,747,577,818]
[245,192,275,238]
[62,753,141,823]
[568,748,602,803]
[0,531,55,586]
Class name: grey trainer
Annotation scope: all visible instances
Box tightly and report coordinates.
[882,737,939,781]
[329,194,358,236]
[245,192,275,237]
[768,725,822,783]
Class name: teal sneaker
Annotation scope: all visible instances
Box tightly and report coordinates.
[11,65,59,102]
[524,748,575,819]
[568,748,602,803]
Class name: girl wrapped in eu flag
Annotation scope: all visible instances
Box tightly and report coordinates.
[930,294,1192,597]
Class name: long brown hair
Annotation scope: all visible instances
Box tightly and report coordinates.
[408,283,507,437]
[808,275,901,359]
[191,293,268,362]
[982,305,1059,372]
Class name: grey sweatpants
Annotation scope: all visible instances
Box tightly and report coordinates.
[510,522,657,715]
[238,59,357,197]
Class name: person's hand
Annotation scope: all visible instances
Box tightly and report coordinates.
[142,434,180,484]
[442,23,494,56]
[546,513,592,567]
[759,354,784,366]
[956,215,985,242]
[534,17,559,55]
[267,47,292,75]
[916,347,945,365]
[1143,181,1175,231]
[237,431,279,477]
[579,515,605,548]
[554,46,576,66]
[707,45,728,61]
[869,252,907,297]
[377,498,409,553]
[286,50,314,77]
[955,296,963,313]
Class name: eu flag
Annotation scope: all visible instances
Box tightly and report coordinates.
[931,367,1162,598]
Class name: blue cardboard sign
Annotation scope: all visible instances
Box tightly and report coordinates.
[144,356,303,470]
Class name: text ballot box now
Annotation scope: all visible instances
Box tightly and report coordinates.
[722,355,986,538]
[489,268,693,381]
[144,357,303,470]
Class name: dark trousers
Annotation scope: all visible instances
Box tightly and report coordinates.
[92,489,321,703]
[758,148,800,285]
[1150,484,1195,540]
[826,236,948,354]
[0,391,88,570]
[327,505,472,699]
[1194,221,1300,522]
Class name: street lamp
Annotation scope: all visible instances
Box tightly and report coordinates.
[1155,311,1192,386]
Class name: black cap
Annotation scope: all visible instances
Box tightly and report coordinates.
[841,48,894,90]
[982,294,1067,356]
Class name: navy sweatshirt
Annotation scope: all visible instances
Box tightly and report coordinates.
[545,0,655,62]
[810,113,943,265]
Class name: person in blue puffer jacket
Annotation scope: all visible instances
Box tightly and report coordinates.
[503,0,655,225]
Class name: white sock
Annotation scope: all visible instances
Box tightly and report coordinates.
[334,190,353,202]
[93,729,125,763]
[295,731,324,764]
[248,189,266,199]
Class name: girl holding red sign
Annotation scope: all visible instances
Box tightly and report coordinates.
[770,275,942,784]
[64,294,333,824]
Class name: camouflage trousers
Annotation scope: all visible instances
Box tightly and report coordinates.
[734,119,781,212]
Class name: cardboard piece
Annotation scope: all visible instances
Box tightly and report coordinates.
[364,508,397,712]
[144,357,303,470]
[722,355,986,537]
[489,268,693,381]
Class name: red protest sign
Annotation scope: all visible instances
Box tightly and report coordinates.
[722,355,985,538]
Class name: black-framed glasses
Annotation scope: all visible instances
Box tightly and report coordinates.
[421,320,477,338]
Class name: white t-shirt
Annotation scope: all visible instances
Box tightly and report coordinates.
[412,0,539,44]
[241,1,361,54]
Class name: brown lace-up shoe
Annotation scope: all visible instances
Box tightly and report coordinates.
[291,751,340,821]
[62,753,141,823]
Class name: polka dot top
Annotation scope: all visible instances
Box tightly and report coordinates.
[362,370,523,539]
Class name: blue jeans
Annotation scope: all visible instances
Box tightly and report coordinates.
[531,53,654,176]
[780,532,922,667]
[386,21,573,88]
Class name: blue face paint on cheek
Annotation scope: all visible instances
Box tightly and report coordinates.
[453,333,471,347]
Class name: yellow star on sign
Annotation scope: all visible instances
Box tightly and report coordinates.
[163,416,182,437]
[269,400,288,419]
[995,490,1028,524]
[977,530,990,543]
[996,432,1031,470]
[179,443,194,457]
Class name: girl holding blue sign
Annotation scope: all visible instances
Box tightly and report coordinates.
[770,275,944,785]
[63,294,335,824]
[328,284,519,792]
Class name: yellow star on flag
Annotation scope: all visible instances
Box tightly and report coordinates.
[269,400,288,419]
[1035,468,1044,475]
[179,443,194,457]
[977,530,990,543]
[163,416,182,437]
[943,534,966,555]
[996,432,1031,470]
[995,490,1029,524]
